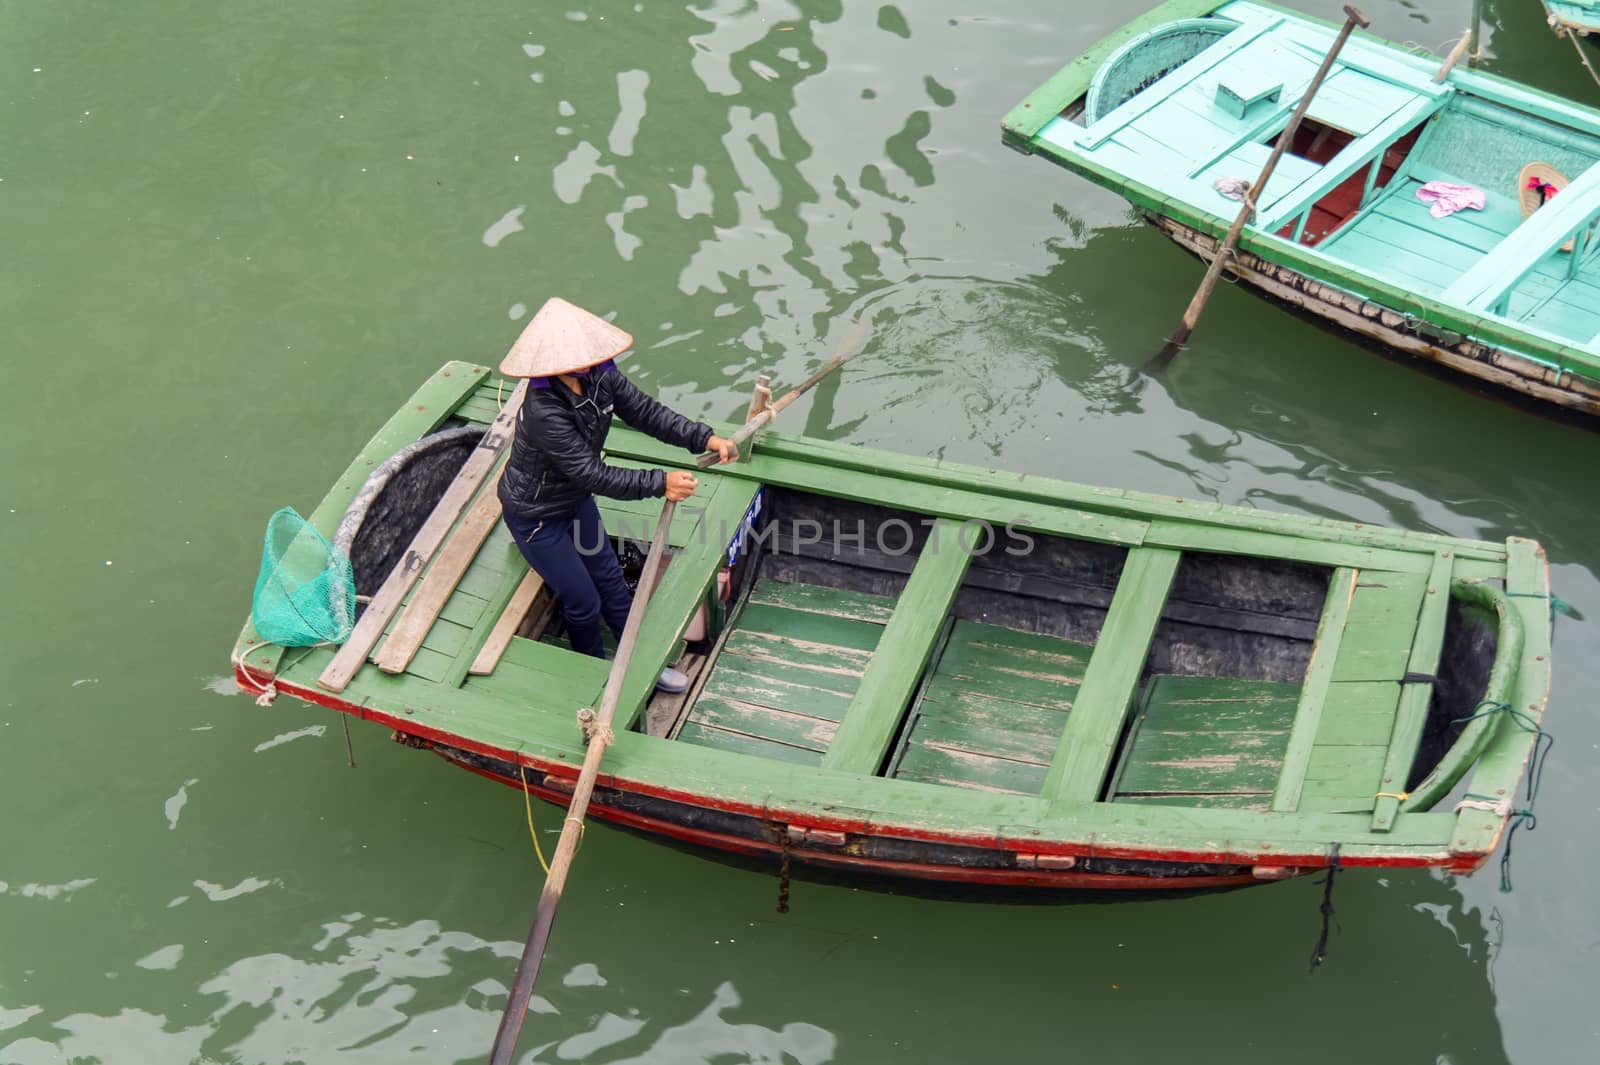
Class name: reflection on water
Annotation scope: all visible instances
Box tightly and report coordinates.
[1,913,837,1064]
[1,871,1515,1064]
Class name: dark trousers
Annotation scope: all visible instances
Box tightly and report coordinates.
[504,497,632,658]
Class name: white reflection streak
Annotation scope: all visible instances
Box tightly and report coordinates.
[609,70,650,157]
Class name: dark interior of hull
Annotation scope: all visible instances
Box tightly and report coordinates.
[340,435,1501,812]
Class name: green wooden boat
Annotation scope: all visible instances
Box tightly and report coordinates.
[232,362,1553,891]
[1003,0,1600,417]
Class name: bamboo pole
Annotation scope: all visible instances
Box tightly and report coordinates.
[1468,0,1483,68]
[1149,5,1370,372]
[487,501,676,1065]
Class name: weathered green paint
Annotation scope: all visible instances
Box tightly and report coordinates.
[1272,567,1356,812]
[1040,547,1182,802]
[1111,675,1298,802]
[746,579,898,624]
[821,519,973,774]
[1372,552,1454,830]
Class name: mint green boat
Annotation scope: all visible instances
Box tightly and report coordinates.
[1544,1,1600,43]
[1004,0,1600,417]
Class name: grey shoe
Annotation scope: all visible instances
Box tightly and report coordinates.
[656,666,689,693]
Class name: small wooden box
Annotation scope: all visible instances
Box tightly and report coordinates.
[1216,75,1282,119]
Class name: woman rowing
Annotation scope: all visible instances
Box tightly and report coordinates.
[497,298,736,692]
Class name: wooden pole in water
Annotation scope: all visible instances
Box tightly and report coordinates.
[487,329,867,1064]
[1433,30,1473,83]
[487,499,676,1065]
[1150,5,1370,372]
[1468,0,1483,68]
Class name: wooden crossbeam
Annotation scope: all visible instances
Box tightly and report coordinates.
[374,469,505,675]
[1271,567,1358,811]
[1039,546,1181,803]
[317,380,527,693]
[468,569,545,677]
[820,519,973,775]
[1371,552,1453,831]
[613,478,762,732]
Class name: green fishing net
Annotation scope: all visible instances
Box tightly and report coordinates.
[251,507,356,646]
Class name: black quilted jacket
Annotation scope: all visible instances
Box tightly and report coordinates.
[498,366,713,523]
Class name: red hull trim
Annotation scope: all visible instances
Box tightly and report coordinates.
[242,669,1482,882]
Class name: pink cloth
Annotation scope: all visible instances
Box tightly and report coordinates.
[1416,180,1486,219]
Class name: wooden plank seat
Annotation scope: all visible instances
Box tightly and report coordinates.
[889,621,1091,795]
[1109,675,1301,810]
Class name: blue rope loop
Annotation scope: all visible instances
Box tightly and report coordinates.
[1449,700,1554,893]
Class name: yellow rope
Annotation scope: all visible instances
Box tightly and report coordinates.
[519,765,551,874]
[1375,791,1410,801]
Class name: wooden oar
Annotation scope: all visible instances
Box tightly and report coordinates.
[487,336,864,1065]
[487,500,675,1065]
[1148,5,1370,373]
[695,316,871,468]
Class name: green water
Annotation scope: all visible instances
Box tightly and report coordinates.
[4,0,1598,1061]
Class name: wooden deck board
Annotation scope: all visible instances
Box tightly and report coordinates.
[733,602,885,653]
[896,743,1045,796]
[889,620,1084,795]
[676,722,823,766]
[914,689,1072,737]
[746,579,898,624]
[1111,675,1299,802]
[690,694,839,754]
[720,628,874,676]
[700,658,857,721]
[906,715,1059,766]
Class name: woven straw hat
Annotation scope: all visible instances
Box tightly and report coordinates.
[499,297,633,378]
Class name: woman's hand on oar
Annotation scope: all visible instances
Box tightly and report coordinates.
[665,471,699,500]
[704,434,739,464]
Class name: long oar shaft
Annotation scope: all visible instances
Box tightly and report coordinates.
[1154,5,1369,367]
[696,320,868,468]
[488,500,676,1065]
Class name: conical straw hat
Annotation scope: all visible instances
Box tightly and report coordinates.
[499,298,633,378]
[1517,162,1569,217]
[1517,163,1574,253]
